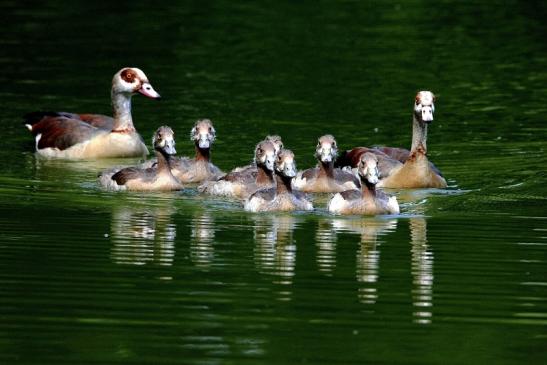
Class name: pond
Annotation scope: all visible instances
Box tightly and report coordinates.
[1,1,546,364]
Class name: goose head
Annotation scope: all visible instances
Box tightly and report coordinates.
[414,91,435,123]
[265,135,283,155]
[358,153,379,185]
[254,140,276,171]
[112,67,161,99]
[191,119,216,149]
[153,126,176,155]
[315,134,338,163]
[275,149,297,178]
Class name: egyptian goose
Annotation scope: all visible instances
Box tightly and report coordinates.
[328,153,399,215]
[144,119,224,183]
[292,135,360,193]
[245,149,313,212]
[231,135,283,175]
[198,140,276,198]
[336,91,447,188]
[24,67,160,159]
[99,126,182,191]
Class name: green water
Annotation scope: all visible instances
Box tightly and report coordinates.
[1,1,547,364]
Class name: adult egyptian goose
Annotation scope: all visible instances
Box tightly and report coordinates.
[328,153,399,215]
[336,91,447,188]
[99,126,182,191]
[24,67,161,159]
[292,135,360,193]
[245,149,313,212]
[198,140,276,198]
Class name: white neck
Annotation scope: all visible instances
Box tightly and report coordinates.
[111,91,134,131]
[411,113,427,153]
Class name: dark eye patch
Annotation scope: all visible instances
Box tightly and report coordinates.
[121,69,136,83]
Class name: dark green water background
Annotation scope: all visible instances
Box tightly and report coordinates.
[1,1,546,364]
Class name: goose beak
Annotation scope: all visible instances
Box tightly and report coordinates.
[421,105,434,123]
[163,140,176,155]
[319,147,335,163]
[366,166,379,185]
[138,82,161,99]
[264,155,275,171]
[284,162,297,178]
[197,135,211,149]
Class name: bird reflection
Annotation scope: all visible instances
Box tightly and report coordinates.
[316,220,337,275]
[252,214,298,301]
[330,218,397,304]
[409,217,433,324]
[190,211,216,269]
[110,201,176,267]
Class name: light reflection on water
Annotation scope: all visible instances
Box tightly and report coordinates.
[190,211,216,269]
[409,217,434,324]
[3,1,547,363]
[110,202,176,267]
[252,214,298,301]
[105,200,438,324]
[316,219,337,275]
[330,217,397,305]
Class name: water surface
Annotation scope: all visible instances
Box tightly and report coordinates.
[1,1,547,364]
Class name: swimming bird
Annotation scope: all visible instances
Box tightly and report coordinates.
[99,126,182,191]
[24,67,160,159]
[328,153,399,215]
[292,135,360,193]
[198,140,276,198]
[245,149,313,212]
[143,119,224,183]
[230,135,283,175]
[336,91,447,188]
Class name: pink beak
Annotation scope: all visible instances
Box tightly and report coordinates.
[137,82,161,99]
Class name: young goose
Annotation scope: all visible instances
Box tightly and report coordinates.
[198,140,276,198]
[328,153,399,215]
[24,67,160,159]
[145,119,223,183]
[292,135,360,193]
[99,126,182,191]
[231,135,283,175]
[336,91,447,188]
[245,149,313,212]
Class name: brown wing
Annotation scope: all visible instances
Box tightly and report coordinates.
[374,147,410,163]
[111,167,156,185]
[339,189,362,201]
[26,113,99,150]
[333,168,361,188]
[376,147,443,177]
[249,187,276,202]
[25,111,113,130]
[223,168,257,183]
[335,147,373,168]
[76,114,114,130]
[301,167,318,180]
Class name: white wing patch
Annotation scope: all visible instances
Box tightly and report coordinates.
[291,174,307,190]
[327,193,345,214]
[244,196,264,212]
[387,196,400,214]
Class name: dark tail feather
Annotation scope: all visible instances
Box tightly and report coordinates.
[334,150,349,168]
[23,111,62,126]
